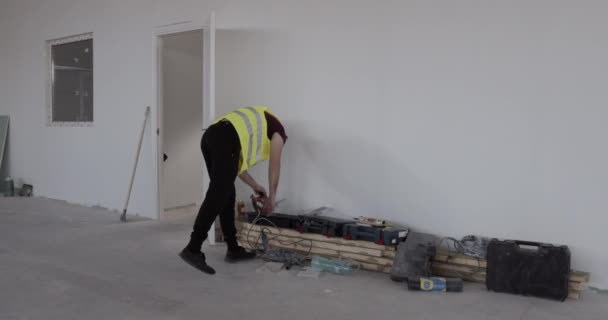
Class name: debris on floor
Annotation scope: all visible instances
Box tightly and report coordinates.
[256,261,286,274]
[18,183,33,197]
[296,267,321,278]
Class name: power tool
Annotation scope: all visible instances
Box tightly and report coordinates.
[408,277,463,292]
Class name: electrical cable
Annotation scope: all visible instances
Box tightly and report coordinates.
[436,237,486,279]
[238,198,360,272]
[239,196,314,258]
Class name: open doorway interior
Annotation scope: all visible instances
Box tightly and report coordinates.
[161,30,204,220]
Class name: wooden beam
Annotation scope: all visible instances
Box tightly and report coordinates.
[432,262,486,275]
[240,235,394,266]
[241,228,385,257]
[238,235,338,257]
[338,252,394,267]
[383,250,396,259]
[238,222,394,251]
[569,271,591,283]
[240,235,389,273]
[433,252,487,268]
[569,281,586,291]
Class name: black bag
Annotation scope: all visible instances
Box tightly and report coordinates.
[391,232,436,282]
[486,239,570,301]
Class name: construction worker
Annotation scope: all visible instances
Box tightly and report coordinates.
[179,106,287,275]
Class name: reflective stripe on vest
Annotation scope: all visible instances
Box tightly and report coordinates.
[245,106,264,162]
[233,109,255,166]
[232,107,265,166]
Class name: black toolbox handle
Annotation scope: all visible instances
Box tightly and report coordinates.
[514,240,542,250]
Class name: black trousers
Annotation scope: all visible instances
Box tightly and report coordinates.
[187,121,241,253]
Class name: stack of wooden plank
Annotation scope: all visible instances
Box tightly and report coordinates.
[237,221,590,300]
[237,222,395,273]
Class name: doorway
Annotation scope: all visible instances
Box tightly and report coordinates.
[159,30,204,220]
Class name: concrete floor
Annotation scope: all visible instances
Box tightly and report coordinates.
[1,198,606,320]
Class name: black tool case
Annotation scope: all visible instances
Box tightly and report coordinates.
[246,212,300,229]
[382,227,408,246]
[391,232,437,282]
[486,239,571,301]
[297,216,353,237]
[342,224,384,243]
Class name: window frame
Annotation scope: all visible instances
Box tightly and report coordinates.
[46,33,94,127]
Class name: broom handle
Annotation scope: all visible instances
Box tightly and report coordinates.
[121,106,150,221]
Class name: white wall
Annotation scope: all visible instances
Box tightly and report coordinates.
[161,31,204,210]
[0,0,607,288]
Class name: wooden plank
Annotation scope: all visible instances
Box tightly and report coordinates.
[569,271,590,283]
[239,222,391,251]
[338,252,394,267]
[569,281,586,291]
[240,234,395,267]
[239,235,394,272]
[241,230,394,266]
[240,236,389,274]
[241,229,384,257]
[238,222,394,251]
[383,250,396,259]
[432,262,487,283]
[433,252,487,268]
[432,262,487,275]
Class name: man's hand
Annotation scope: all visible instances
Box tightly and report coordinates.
[252,184,267,198]
[262,196,275,215]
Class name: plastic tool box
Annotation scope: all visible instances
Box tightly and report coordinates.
[486,239,571,301]
[382,227,409,246]
[342,224,408,245]
[246,212,300,229]
[342,224,384,243]
[297,215,353,237]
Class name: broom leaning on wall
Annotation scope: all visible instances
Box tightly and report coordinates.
[121,106,150,222]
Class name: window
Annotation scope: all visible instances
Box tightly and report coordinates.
[47,33,93,125]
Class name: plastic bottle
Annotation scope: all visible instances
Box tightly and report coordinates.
[310,255,354,275]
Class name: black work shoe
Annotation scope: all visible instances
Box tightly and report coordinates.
[225,246,257,263]
[179,248,216,275]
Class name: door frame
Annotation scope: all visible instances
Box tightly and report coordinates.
[154,14,216,243]
[155,24,204,219]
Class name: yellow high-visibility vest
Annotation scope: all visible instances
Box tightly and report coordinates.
[214,106,275,174]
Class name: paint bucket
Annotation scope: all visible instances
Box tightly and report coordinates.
[4,177,14,197]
